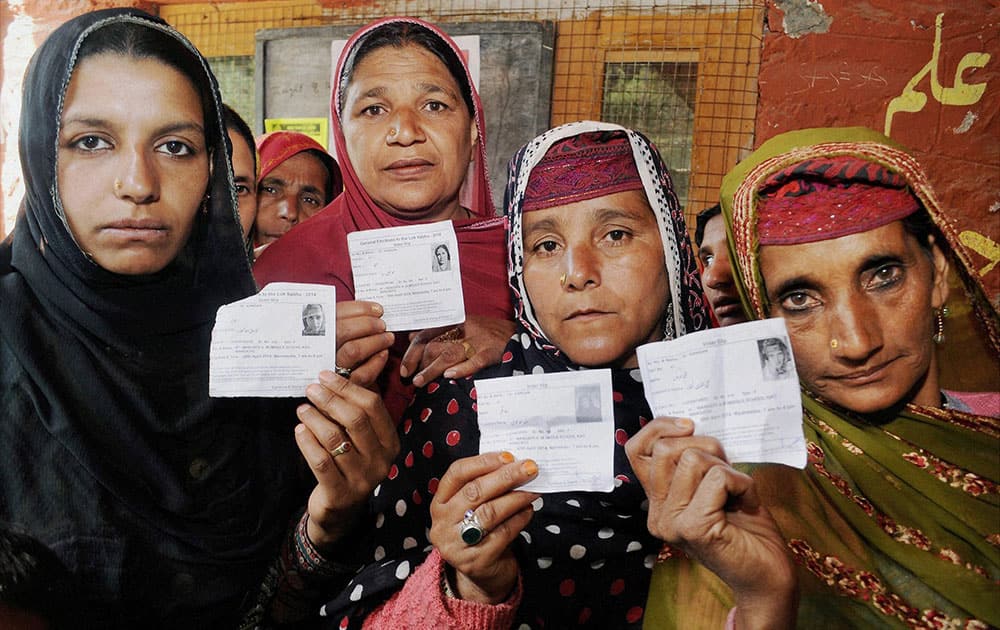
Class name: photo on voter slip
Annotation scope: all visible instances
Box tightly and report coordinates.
[476,369,616,494]
[636,317,807,468]
[209,282,337,398]
[347,220,466,332]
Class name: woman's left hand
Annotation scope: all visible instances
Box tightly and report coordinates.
[294,371,400,549]
[626,418,798,629]
[400,315,516,386]
[428,452,540,604]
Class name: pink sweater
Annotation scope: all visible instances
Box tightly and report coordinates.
[362,548,522,629]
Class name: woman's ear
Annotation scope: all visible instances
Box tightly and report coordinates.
[468,119,479,163]
[927,234,951,309]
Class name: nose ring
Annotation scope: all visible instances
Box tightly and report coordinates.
[559,273,567,287]
[830,338,839,349]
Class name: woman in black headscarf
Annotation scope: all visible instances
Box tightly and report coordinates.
[0,9,314,628]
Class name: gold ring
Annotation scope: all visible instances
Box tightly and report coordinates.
[460,340,475,359]
[329,441,352,458]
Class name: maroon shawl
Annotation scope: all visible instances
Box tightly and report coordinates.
[253,17,510,418]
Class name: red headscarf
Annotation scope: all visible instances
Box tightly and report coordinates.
[253,17,510,419]
[756,156,920,245]
[255,131,342,196]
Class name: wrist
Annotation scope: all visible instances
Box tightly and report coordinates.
[732,581,797,630]
[449,564,517,605]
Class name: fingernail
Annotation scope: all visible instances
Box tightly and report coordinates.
[372,303,384,316]
[522,460,538,476]
[399,365,410,378]
[384,332,394,344]
[675,418,694,430]
[499,451,515,464]
[443,368,456,378]
[306,383,322,397]
[318,370,335,382]
[296,404,310,417]
[294,423,306,434]
[412,374,424,387]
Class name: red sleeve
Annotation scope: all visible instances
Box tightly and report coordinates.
[361,549,521,630]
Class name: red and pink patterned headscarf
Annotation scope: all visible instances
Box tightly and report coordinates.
[756,156,920,246]
[522,131,644,213]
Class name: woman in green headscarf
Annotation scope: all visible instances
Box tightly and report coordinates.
[632,127,998,629]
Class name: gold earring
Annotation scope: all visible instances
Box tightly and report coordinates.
[933,306,949,344]
[559,273,567,287]
[830,338,839,349]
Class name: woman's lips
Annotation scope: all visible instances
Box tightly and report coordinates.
[101,219,168,240]
[385,158,433,176]
[566,309,611,322]
[829,359,895,385]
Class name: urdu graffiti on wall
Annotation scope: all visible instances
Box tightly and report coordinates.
[959,231,1000,278]
[884,13,991,136]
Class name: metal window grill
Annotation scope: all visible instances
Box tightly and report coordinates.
[162,0,765,227]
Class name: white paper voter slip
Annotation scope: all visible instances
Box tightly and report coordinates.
[210,282,336,397]
[476,369,615,493]
[637,318,806,468]
[348,221,466,331]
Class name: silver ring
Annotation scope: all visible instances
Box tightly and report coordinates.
[334,365,352,378]
[329,441,352,458]
[459,508,486,546]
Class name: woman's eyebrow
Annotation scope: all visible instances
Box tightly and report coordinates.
[523,217,560,236]
[770,274,821,298]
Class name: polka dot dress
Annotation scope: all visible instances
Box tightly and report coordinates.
[320,367,660,628]
[318,122,709,628]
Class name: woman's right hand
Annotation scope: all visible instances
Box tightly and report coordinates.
[335,300,395,388]
[294,370,400,549]
[625,418,798,629]
[428,452,540,604]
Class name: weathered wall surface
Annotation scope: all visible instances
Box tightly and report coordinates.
[758,0,1000,388]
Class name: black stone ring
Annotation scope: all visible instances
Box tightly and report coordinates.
[459,509,486,546]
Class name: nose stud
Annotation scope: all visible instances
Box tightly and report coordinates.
[829,338,839,349]
[559,273,567,287]
[114,179,123,192]
[388,128,397,137]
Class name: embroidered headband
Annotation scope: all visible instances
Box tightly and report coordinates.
[523,131,644,212]
[756,156,921,245]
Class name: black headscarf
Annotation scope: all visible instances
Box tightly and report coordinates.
[1,7,303,622]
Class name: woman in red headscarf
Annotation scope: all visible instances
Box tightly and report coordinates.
[252,131,342,255]
[253,18,513,421]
